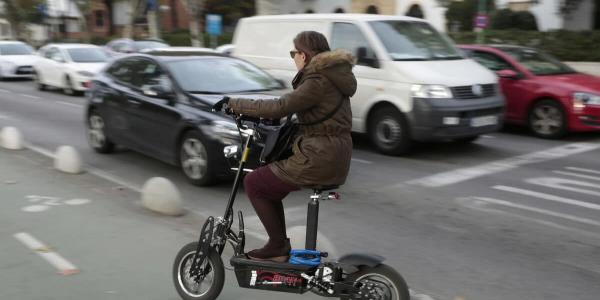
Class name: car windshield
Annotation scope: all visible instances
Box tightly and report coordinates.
[0,44,34,55]
[167,57,282,94]
[67,48,108,63]
[501,48,576,76]
[134,41,168,50]
[370,21,463,61]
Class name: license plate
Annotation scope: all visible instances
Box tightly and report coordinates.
[470,115,498,127]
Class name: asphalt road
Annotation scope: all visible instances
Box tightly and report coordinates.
[1,78,600,300]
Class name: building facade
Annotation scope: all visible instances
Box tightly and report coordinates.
[256,0,598,32]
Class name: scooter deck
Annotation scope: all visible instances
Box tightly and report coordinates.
[230,255,316,271]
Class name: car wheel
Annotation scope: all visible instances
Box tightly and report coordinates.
[87,110,115,153]
[33,71,46,91]
[368,106,412,155]
[528,99,567,139]
[179,131,216,186]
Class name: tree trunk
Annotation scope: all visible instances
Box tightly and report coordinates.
[189,19,202,47]
[123,0,141,38]
[147,10,159,39]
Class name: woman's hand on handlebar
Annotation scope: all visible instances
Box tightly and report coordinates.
[212,96,232,114]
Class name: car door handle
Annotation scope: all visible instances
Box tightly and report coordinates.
[127,98,141,106]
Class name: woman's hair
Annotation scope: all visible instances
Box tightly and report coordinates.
[293,31,331,65]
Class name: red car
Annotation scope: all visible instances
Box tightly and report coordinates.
[459,44,600,138]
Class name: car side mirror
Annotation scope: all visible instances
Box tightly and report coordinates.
[275,79,286,88]
[356,47,379,68]
[52,57,65,63]
[496,69,519,80]
[143,84,174,100]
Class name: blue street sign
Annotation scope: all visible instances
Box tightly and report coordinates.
[474,14,489,29]
[206,14,222,36]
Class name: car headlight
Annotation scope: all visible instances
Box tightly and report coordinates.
[202,120,240,145]
[411,84,453,99]
[77,71,95,77]
[573,92,600,108]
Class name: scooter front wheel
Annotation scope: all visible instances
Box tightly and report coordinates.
[342,264,410,300]
[173,242,225,300]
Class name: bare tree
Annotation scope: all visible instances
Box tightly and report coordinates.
[122,0,144,38]
[181,0,205,47]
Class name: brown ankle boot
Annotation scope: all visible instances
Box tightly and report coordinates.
[247,238,291,262]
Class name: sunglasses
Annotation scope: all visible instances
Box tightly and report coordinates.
[289,50,300,58]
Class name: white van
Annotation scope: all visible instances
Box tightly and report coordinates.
[233,14,504,155]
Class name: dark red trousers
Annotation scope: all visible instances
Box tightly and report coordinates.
[244,166,300,246]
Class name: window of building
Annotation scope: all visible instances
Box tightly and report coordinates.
[366,5,379,14]
[95,11,104,28]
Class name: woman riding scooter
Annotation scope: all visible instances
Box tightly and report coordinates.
[214,31,357,262]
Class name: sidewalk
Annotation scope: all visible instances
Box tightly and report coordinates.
[0,148,321,300]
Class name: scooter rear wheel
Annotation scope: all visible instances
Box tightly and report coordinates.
[173,242,225,300]
[341,264,409,300]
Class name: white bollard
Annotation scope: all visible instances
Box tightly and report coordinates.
[54,146,82,174]
[0,127,24,150]
[141,177,185,216]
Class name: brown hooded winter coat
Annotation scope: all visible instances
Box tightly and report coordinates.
[228,49,357,188]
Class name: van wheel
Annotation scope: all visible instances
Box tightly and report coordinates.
[368,107,412,155]
[179,131,216,186]
[528,99,567,139]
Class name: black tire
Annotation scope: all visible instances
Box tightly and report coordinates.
[454,135,480,144]
[87,110,115,153]
[173,242,225,300]
[342,264,410,300]
[179,131,216,186]
[33,71,46,91]
[368,106,412,155]
[528,99,567,139]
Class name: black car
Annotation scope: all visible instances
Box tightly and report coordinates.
[85,52,285,185]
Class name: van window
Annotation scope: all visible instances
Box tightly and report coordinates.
[369,21,462,61]
[236,21,325,58]
[331,22,377,67]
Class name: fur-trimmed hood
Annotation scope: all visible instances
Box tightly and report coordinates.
[305,49,357,97]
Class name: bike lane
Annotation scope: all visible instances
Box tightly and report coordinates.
[0,148,330,300]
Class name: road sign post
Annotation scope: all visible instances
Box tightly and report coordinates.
[205,14,222,49]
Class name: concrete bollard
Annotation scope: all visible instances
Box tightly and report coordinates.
[0,127,24,150]
[54,146,82,174]
[141,177,185,216]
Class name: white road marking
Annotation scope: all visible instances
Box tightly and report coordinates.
[13,232,79,275]
[566,166,600,175]
[526,177,600,197]
[19,93,40,100]
[22,205,50,212]
[470,197,600,227]
[351,158,372,164]
[406,142,600,187]
[481,135,496,139]
[23,143,56,158]
[64,198,91,205]
[458,197,600,239]
[57,101,83,108]
[23,143,143,193]
[553,170,600,181]
[86,167,142,193]
[0,113,11,120]
[0,88,10,93]
[493,185,600,210]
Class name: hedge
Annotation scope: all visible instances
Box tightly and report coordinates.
[448,30,600,62]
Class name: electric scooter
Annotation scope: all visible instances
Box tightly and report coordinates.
[172,112,410,300]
